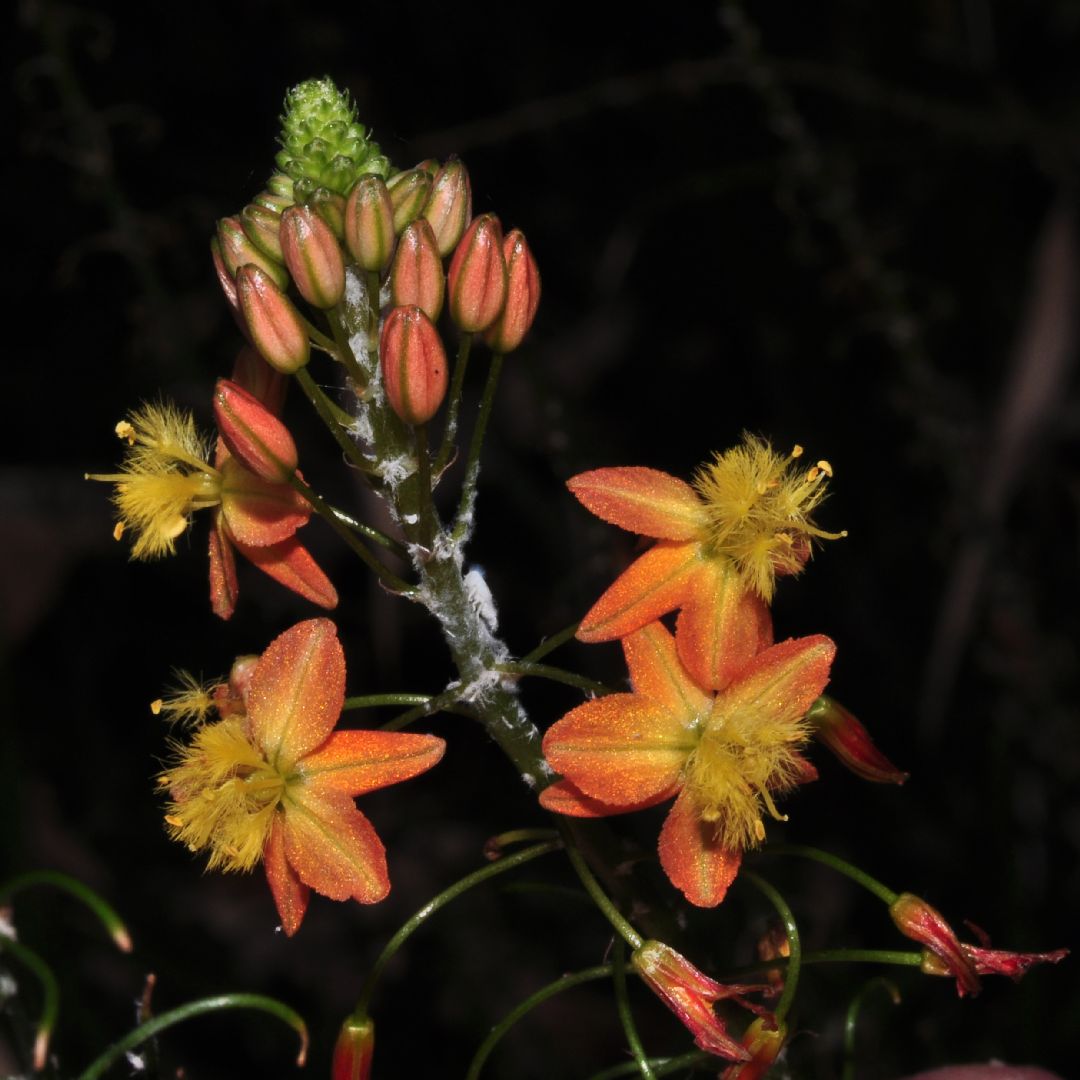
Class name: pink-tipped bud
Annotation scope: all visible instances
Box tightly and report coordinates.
[889,893,981,997]
[380,305,449,425]
[387,168,433,235]
[240,203,285,262]
[806,696,908,785]
[390,219,445,320]
[210,237,240,313]
[279,205,346,309]
[236,264,310,374]
[331,1016,374,1080]
[719,1019,786,1080]
[310,188,347,240]
[230,346,288,417]
[217,216,289,289]
[423,158,472,256]
[344,175,396,271]
[448,213,508,332]
[483,229,541,352]
[213,378,299,482]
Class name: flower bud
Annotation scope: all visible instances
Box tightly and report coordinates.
[279,205,346,309]
[310,187,347,240]
[483,229,541,352]
[380,306,449,425]
[448,213,508,332]
[236,264,310,374]
[231,346,288,417]
[331,1016,374,1080]
[423,158,472,256]
[213,378,298,482]
[889,893,980,997]
[387,168,433,235]
[240,202,285,262]
[390,220,445,320]
[251,190,293,215]
[719,1018,786,1080]
[210,237,240,313]
[216,216,289,290]
[344,175,396,271]
[806,696,908,785]
[266,173,295,199]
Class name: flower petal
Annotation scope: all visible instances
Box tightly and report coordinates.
[219,457,310,547]
[538,778,679,818]
[623,621,712,721]
[300,730,445,797]
[248,618,346,765]
[658,789,742,907]
[714,635,836,732]
[209,515,239,620]
[282,786,389,904]
[230,534,339,610]
[577,541,700,643]
[675,560,773,691]
[568,467,707,540]
[264,812,310,936]
[543,695,696,805]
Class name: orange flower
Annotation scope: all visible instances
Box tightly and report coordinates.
[568,437,843,689]
[541,621,834,906]
[158,619,445,935]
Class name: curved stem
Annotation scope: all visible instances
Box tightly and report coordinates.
[293,368,377,476]
[484,828,560,859]
[559,822,642,950]
[496,660,616,697]
[381,682,477,731]
[0,936,58,1072]
[351,840,562,1021]
[727,948,923,981]
[76,994,309,1079]
[435,332,473,476]
[464,965,614,1080]
[843,977,901,1080]
[327,506,408,558]
[521,621,581,664]
[740,870,800,1024]
[587,1050,708,1080]
[452,351,504,541]
[759,844,899,905]
[0,870,131,952]
[343,693,436,711]
[613,939,656,1080]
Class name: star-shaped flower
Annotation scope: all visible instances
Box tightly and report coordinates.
[568,437,843,689]
[158,618,445,935]
[541,621,834,906]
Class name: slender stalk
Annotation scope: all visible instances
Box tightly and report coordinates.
[727,948,923,980]
[613,939,656,1080]
[452,351,504,541]
[435,332,473,475]
[381,682,476,731]
[496,660,616,697]
[464,965,614,1080]
[741,871,800,1024]
[0,936,58,1072]
[413,423,438,550]
[328,506,409,558]
[759,845,898,905]
[484,828,561,858]
[351,840,562,1021]
[560,822,643,950]
[324,307,369,389]
[843,977,901,1080]
[0,870,131,952]
[587,1050,707,1080]
[76,994,309,1079]
[521,621,581,664]
[294,368,378,475]
[343,693,435,711]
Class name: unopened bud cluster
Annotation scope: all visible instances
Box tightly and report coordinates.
[211,78,541,428]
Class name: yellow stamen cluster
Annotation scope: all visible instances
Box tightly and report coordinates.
[151,670,223,727]
[692,435,846,600]
[158,716,285,873]
[683,698,811,851]
[87,403,221,559]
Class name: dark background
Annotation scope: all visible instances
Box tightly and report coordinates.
[4,1,1078,1076]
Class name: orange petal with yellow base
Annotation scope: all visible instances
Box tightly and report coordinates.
[230,534,338,611]
[264,813,310,937]
[623,621,712,720]
[300,730,445,798]
[209,515,239,620]
[282,786,389,904]
[543,694,697,805]
[675,560,773,691]
[219,456,310,547]
[568,467,707,540]
[658,789,743,907]
[577,540,700,643]
[247,618,346,764]
[539,778,681,818]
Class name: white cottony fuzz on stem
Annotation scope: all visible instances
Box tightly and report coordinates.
[375,454,415,488]
[432,531,461,562]
[402,513,419,525]
[464,567,499,632]
[349,408,375,447]
[125,1052,148,1072]
[521,773,537,789]
[0,973,17,1001]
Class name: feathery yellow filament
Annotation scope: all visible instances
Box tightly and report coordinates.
[152,671,223,727]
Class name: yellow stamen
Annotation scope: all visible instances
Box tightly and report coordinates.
[115,420,136,445]
[154,671,222,727]
[112,521,125,541]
